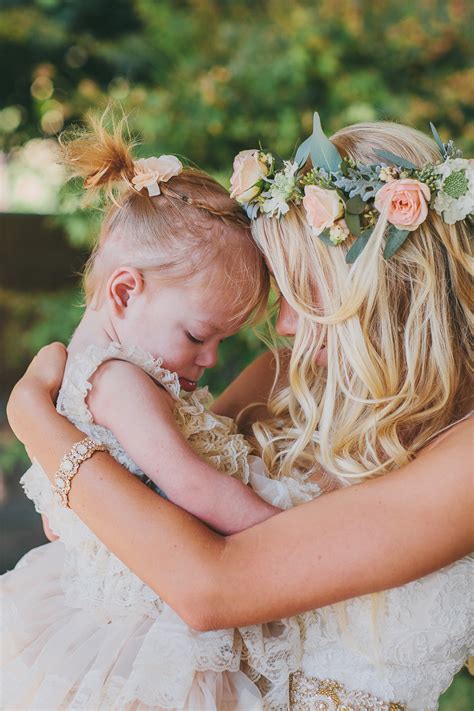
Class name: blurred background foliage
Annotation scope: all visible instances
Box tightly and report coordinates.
[0,2,473,702]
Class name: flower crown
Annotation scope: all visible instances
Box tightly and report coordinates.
[230,113,473,261]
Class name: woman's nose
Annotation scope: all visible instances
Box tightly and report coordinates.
[275,297,299,337]
[195,343,219,369]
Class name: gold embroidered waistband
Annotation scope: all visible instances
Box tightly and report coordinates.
[289,671,406,711]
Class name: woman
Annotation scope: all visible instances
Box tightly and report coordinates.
[7,118,474,709]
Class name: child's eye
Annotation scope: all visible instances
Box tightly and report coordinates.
[186,331,204,344]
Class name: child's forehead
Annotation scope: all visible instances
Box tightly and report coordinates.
[187,294,250,332]
[170,246,267,330]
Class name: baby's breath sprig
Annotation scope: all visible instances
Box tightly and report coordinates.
[298,168,333,190]
[361,208,378,230]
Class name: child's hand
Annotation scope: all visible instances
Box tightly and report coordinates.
[7,343,67,444]
[41,514,59,541]
[23,342,67,399]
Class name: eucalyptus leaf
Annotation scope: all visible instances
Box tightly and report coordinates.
[295,135,312,167]
[344,211,361,237]
[317,228,334,246]
[383,226,410,259]
[345,194,366,214]
[430,122,446,157]
[345,229,373,264]
[295,111,342,173]
[375,149,417,170]
[308,112,342,173]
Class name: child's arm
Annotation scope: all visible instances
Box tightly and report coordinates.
[87,359,280,535]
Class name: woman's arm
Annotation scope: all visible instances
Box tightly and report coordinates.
[8,345,474,631]
[86,358,279,534]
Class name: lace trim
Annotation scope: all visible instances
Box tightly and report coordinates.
[57,342,181,425]
[289,672,405,711]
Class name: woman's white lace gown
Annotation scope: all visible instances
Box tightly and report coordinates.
[1,343,308,711]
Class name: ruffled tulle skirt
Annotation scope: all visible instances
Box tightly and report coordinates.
[1,542,263,710]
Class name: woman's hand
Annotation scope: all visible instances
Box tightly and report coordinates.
[7,342,67,447]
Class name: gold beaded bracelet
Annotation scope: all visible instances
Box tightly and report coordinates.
[53,437,107,507]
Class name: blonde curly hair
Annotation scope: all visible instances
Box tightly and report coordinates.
[251,122,473,487]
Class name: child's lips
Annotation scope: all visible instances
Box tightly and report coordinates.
[179,376,198,392]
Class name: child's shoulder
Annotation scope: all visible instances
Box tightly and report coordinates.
[70,342,180,395]
[59,341,181,428]
[89,357,175,414]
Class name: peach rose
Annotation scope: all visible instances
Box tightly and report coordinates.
[374,178,431,231]
[230,150,269,204]
[132,155,183,196]
[302,185,344,236]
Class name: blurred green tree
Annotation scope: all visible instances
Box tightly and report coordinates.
[1,0,473,162]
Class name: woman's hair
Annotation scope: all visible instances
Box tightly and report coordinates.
[59,111,269,325]
[251,121,473,486]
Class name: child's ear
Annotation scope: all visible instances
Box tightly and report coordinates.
[107,267,144,316]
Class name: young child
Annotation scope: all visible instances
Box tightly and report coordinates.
[1,115,314,710]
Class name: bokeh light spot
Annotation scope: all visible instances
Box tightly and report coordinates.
[31,76,54,101]
[66,45,88,69]
[0,106,23,133]
[41,109,64,134]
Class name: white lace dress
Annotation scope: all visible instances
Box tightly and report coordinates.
[1,342,318,711]
[288,551,473,710]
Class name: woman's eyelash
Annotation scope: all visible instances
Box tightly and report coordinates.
[186,332,204,344]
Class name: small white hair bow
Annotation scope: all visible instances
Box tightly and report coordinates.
[132,155,183,196]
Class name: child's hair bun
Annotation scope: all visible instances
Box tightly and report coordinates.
[58,108,136,204]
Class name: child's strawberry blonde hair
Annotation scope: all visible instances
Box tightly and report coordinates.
[59,111,269,324]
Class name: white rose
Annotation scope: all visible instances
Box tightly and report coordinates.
[230,150,269,204]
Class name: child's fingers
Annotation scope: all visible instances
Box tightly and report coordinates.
[41,513,59,541]
[27,343,67,399]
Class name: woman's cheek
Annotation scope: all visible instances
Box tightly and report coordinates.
[315,345,328,368]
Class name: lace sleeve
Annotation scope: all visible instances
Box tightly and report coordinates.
[248,455,321,509]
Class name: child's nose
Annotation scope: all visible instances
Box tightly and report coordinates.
[195,343,219,369]
[275,298,299,337]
